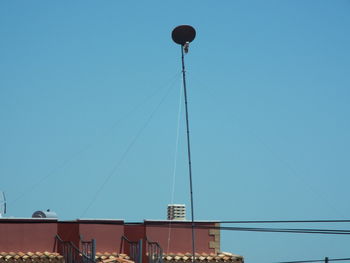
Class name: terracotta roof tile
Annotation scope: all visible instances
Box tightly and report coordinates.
[0,252,135,263]
[163,252,243,263]
[0,252,242,263]
[95,253,134,263]
[0,252,64,263]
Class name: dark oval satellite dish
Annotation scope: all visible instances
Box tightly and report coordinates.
[172,25,196,45]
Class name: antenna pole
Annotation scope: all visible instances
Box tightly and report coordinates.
[180,45,196,263]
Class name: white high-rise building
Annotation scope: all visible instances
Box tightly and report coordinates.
[167,204,186,220]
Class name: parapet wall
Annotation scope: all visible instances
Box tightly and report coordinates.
[0,219,219,255]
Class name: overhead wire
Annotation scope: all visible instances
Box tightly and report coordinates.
[276,260,325,263]
[8,71,181,210]
[80,73,181,217]
[143,222,350,235]
[217,220,350,224]
[276,257,350,263]
[167,76,183,254]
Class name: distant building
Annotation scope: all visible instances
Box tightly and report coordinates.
[167,204,186,221]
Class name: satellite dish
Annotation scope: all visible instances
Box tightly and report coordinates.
[0,191,6,217]
[172,25,196,46]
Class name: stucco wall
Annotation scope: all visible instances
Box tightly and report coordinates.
[0,219,57,252]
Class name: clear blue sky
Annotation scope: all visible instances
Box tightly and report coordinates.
[1,1,350,262]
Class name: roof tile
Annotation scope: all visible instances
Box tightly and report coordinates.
[95,253,134,263]
[163,252,243,263]
[0,252,64,263]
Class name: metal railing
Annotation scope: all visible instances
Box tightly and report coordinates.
[120,236,163,263]
[120,236,142,263]
[146,238,163,263]
[55,235,95,263]
[80,235,96,261]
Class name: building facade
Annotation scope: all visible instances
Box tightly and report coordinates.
[0,218,243,263]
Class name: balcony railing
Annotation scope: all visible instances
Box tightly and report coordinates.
[120,236,142,263]
[55,235,95,263]
[146,238,163,263]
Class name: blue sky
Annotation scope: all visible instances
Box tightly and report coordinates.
[1,1,350,262]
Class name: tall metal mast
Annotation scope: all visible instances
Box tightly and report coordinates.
[171,25,197,263]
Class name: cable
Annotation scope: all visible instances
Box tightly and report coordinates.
[276,257,350,263]
[276,260,324,263]
[108,71,182,131]
[8,71,181,210]
[167,78,183,254]
[80,74,180,217]
[218,220,350,224]
[143,222,350,235]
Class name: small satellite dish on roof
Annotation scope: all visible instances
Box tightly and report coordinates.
[172,25,196,46]
[0,191,6,218]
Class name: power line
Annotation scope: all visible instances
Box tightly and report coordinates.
[194,225,350,235]
[143,222,350,235]
[167,74,183,254]
[9,71,182,209]
[218,220,350,224]
[80,76,180,217]
[276,260,324,263]
[276,257,350,263]
[143,219,350,224]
